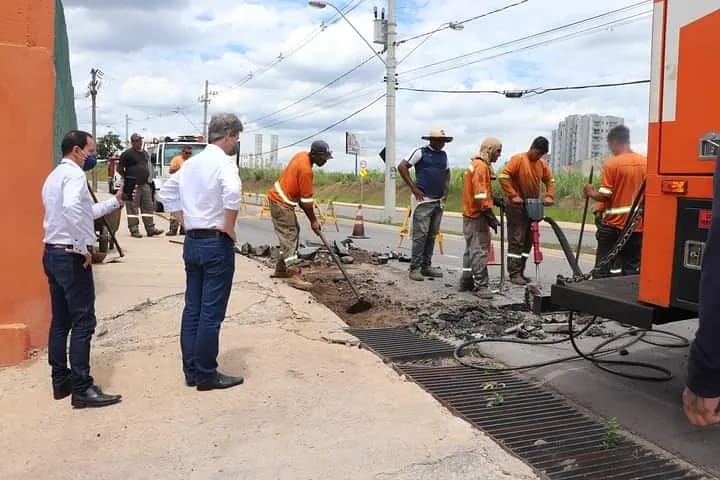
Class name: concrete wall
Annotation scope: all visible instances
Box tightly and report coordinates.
[0,0,57,365]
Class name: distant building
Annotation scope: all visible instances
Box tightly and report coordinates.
[550,114,624,172]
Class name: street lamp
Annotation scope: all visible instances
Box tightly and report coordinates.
[309,0,397,222]
[308,1,385,65]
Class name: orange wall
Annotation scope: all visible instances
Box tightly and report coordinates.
[0,0,56,365]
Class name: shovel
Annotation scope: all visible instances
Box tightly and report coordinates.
[317,231,372,314]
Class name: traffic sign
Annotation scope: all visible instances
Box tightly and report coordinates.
[359,168,368,177]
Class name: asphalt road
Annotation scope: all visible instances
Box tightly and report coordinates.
[241,195,598,253]
[224,206,718,477]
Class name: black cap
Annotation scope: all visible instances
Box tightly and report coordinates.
[130,133,143,141]
[310,140,333,158]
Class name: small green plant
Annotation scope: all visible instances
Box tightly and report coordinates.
[602,417,623,449]
[486,392,505,408]
[482,381,506,390]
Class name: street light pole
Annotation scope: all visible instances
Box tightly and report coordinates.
[384,0,397,223]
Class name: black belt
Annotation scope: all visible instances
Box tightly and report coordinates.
[186,229,231,240]
[45,244,93,251]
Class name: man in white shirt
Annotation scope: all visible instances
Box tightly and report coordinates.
[160,113,244,391]
[42,130,124,408]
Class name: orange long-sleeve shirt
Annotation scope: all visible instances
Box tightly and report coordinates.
[462,157,494,218]
[498,153,555,201]
[267,151,314,209]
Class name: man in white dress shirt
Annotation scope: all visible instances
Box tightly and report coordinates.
[42,130,124,408]
[160,113,244,391]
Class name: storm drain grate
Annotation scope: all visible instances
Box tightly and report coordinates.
[345,327,455,361]
[396,365,709,480]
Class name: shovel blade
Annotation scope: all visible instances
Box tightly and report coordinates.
[346,298,372,314]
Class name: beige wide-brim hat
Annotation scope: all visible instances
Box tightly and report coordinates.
[421,128,453,142]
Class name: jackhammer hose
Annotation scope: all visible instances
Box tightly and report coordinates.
[541,216,584,277]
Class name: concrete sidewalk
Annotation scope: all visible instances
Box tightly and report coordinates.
[0,219,538,480]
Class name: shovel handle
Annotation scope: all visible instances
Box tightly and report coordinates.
[317,232,363,302]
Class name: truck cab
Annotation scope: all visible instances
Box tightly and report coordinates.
[145,135,207,212]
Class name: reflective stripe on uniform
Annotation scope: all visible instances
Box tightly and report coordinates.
[521,253,530,258]
[610,269,622,274]
[498,173,510,179]
[300,197,314,204]
[604,206,632,216]
[599,187,613,195]
[507,253,522,259]
[141,214,155,218]
[126,214,140,219]
[273,181,298,207]
[462,268,473,272]
[474,192,488,199]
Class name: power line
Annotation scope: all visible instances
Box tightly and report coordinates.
[401,10,650,82]
[245,84,383,134]
[398,0,651,77]
[247,54,377,125]
[221,0,368,93]
[398,79,650,96]
[396,0,530,45]
[256,94,385,156]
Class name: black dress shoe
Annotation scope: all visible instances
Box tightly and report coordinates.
[53,377,72,400]
[71,385,122,408]
[196,372,244,391]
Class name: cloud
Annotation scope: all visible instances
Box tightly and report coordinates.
[64,0,655,172]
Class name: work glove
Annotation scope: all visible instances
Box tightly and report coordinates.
[494,197,506,210]
[483,209,499,234]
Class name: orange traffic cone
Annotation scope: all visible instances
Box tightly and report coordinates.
[488,234,499,266]
[349,204,369,239]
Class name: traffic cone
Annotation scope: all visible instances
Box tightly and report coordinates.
[488,233,499,266]
[349,204,369,239]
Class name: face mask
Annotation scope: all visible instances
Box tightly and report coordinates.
[82,152,98,171]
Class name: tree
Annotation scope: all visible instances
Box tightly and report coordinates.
[96,132,122,159]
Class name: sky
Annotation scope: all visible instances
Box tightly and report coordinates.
[63,0,654,171]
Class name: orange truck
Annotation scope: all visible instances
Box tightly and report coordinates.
[551,0,720,329]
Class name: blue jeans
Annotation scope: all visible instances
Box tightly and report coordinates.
[42,247,97,393]
[411,201,444,271]
[181,235,235,384]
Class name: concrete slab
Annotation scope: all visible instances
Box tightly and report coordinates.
[0,215,538,480]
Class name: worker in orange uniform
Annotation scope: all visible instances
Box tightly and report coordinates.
[498,136,555,285]
[267,140,332,290]
[459,137,503,299]
[167,146,193,236]
[583,125,646,277]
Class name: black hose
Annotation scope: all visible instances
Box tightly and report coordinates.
[542,216,584,277]
[453,313,688,381]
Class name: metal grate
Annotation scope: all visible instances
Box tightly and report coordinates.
[345,327,455,361]
[396,365,709,480]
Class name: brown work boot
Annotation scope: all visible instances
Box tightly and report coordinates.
[421,266,443,278]
[473,287,494,299]
[286,275,313,291]
[409,269,425,281]
[509,274,528,286]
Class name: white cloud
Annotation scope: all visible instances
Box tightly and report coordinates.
[64,0,654,172]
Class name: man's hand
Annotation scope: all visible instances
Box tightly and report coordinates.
[683,386,720,426]
[66,249,92,269]
[217,224,237,242]
[311,220,323,236]
[483,210,499,233]
[583,184,595,199]
[442,189,449,202]
[511,196,524,205]
[412,186,425,203]
[543,196,554,207]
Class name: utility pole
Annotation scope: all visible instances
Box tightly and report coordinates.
[87,68,103,192]
[198,80,217,140]
[383,0,397,223]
